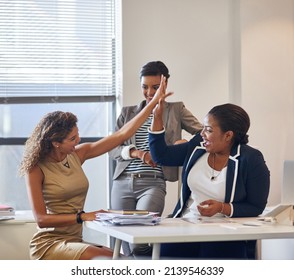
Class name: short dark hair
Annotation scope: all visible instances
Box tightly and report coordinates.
[208,103,250,145]
[140,61,170,80]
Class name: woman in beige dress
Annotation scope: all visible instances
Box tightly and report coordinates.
[18,76,170,260]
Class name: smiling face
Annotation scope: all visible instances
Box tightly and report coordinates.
[141,75,162,104]
[200,114,233,155]
[54,126,81,154]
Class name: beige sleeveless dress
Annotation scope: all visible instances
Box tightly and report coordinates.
[30,152,90,260]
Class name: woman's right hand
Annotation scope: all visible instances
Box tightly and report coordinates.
[83,209,107,221]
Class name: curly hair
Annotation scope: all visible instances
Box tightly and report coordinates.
[19,111,78,176]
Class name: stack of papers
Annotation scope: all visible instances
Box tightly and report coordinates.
[260,204,294,226]
[0,204,15,221]
[95,211,161,226]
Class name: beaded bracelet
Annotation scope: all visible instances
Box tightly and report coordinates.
[76,210,85,224]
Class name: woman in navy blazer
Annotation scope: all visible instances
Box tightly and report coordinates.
[149,103,270,259]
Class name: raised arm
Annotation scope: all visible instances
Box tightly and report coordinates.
[149,98,192,167]
[77,75,172,162]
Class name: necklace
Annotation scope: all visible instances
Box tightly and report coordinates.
[62,158,70,169]
[48,154,70,169]
[210,153,228,181]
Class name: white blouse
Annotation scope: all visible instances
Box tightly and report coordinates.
[183,153,227,217]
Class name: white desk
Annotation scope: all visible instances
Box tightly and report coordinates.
[85,217,294,260]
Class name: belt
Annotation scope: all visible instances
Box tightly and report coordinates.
[123,172,164,179]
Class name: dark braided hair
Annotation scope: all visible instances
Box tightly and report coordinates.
[208,103,250,145]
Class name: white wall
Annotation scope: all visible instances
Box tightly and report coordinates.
[121,0,294,215]
[240,0,294,205]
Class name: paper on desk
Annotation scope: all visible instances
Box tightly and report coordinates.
[182,216,268,229]
[182,216,233,225]
[0,204,15,216]
[95,212,161,226]
[219,221,265,230]
[0,216,15,221]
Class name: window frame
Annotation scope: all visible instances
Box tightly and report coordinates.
[0,0,119,214]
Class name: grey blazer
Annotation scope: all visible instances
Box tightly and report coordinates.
[108,100,202,181]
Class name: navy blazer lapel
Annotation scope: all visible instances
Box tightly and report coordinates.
[182,142,206,193]
[225,144,241,203]
[174,140,205,217]
[225,159,236,203]
[184,141,206,175]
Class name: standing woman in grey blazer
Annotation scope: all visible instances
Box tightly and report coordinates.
[108,61,202,257]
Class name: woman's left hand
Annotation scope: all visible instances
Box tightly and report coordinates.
[82,209,107,221]
[142,151,157,168]
[153,75,173,103]
[197,200,222,217]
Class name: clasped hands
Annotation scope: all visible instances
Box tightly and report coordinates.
[197,200,223,217]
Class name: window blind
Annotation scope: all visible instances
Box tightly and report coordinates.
[0,0,115,99]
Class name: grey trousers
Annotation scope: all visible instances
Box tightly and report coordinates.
[111,174,166,257]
